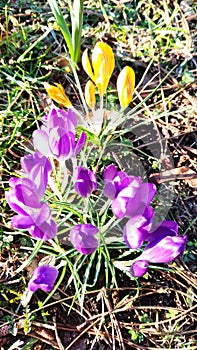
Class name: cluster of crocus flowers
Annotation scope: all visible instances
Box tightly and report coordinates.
[5,108,90,245]
[5,42,187,294]
[44,41,135,137]
[61,162,186,278]
[82,41,135,109]
[5,107,89,293]
[5,108,187,296]
[102,164,187,276]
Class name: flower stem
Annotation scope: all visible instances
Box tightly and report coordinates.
[60,161,68,193]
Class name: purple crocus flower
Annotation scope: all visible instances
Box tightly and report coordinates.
[130,221,187,277]
[21,152,52,198]
[5,177,57,241]
[74,167,97,197]
[103,164,132,200]
[123,206,154,249]
[28,265,59,292]
[70,224,99,254]
[111,180,156,219]
[103,165,156,219]
[43,108,77,133]
[33,108,86,161]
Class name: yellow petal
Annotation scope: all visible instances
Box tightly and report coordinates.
[81,49,95,82]
[117,66,135,108]
[92,42,115,97]
[85,80,96,109]
[44,82,72,108]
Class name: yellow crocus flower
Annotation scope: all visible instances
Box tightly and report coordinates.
[117,66,135,108]
[85,80,96,109]
[82,42,115,97]
[44,82,72,108]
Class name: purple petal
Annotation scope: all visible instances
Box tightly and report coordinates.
[33,130,51,156]
[49,128,75,159]
[130,260,149,277]
[70,224,99,254]
[103,165,137,200]
[31,203,50,225]
[123,206,154,249]
[74,167,97,197]
[140,183,156,205]
[49,108,77,133]
[21,152,52,198]
[28,265,58,292]
[15,183,41,208]
[65,108,78,131]
[11,214,34,229]
[103,164,118,181]
[103,182,117,200]
[5,190,29,216]
[5,178,41,215]
[148,220,179,243]
[111,185,140,218]
[74,131,86,156]
[140,235,187,263]
[29,218,57,241]
[21,152,51,174]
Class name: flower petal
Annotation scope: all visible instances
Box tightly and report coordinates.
[130,260,149,277]
[141,235,187,263]
[44,82,72,108]
[29,219,57,241]
[74,167,97,197]
[12,214,34,229]
[33,130,51,157]
[92,42,115,96]
[82,49,95,82]
[85,80,96,109]
[70,224,99,255]
[74,131,86,156]
[28,265,58,292]
[117,66,135,108]
[123,206,154,249]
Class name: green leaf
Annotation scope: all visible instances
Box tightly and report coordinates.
[47,0,74,61]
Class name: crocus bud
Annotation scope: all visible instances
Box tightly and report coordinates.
[70,223,99,255]
[28,265,59,292]
[85,80,96,109]
[44,82,72,108]
[82,42,115,97]
[117,66,135,108]
[130,260,149,277]
[74,166,97,198]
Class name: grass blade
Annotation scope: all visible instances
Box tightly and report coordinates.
[47,0,74,61]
